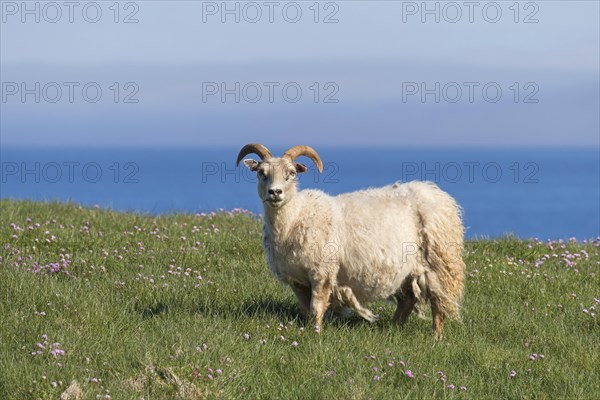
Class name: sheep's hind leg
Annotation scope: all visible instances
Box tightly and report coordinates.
[430,296,445,340]
[290,283,311,319]
[336,286,378,322]
[393,290,417,325]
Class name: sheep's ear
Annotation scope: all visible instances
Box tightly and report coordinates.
[243,159,260,171]
[294,163,307,173]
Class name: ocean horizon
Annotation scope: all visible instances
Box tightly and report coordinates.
[1,146,598,240]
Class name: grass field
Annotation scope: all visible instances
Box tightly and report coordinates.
[0,199,598,399]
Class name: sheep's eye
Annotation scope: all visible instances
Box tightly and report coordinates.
[257,170,266,179]
[287,171,296,180]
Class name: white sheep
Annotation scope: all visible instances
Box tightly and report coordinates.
[237,144,465,338]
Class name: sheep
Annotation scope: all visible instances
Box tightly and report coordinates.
[236,143,465,338]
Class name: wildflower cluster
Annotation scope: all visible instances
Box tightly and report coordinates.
[191,367,223,382]
[28,258,72,275]
[530,238,597,270]
[31,334,66,366]
[435,370,467,391]
[582,298,599,318]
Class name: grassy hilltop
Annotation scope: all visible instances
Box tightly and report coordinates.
[0,199,598,399]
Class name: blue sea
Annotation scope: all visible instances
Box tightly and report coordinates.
[1,148,598,240]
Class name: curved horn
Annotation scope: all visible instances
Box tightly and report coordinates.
[236,144,272,166]
[283,145,323,173]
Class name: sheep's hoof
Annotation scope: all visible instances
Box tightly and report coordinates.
[314,324,321,334]
[358,309,379,322]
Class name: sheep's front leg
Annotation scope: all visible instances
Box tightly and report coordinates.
[290,283,311,318]
[309,278,332,332]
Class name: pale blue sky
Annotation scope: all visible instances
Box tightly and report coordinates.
[1,0,598,147]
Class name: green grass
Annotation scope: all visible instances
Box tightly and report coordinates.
[0,199,598,399]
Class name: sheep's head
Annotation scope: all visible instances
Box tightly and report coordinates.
[237,144,323,209]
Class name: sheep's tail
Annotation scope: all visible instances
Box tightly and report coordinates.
[415,183,466,320]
